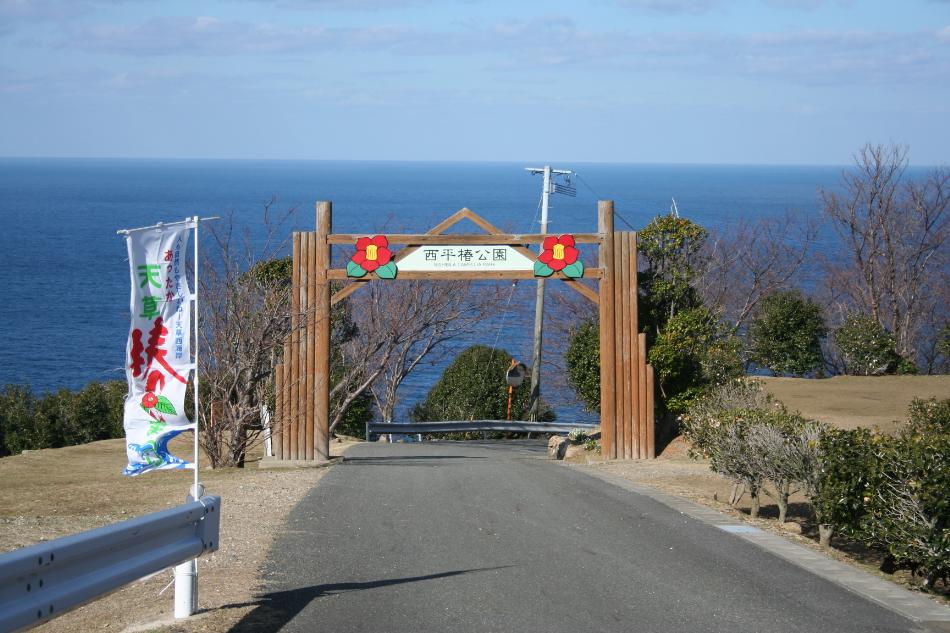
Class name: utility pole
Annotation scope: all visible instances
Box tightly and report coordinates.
[524,165,574,421]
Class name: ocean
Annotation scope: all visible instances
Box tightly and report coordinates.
[0,158,849,422]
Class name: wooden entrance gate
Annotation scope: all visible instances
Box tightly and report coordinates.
[270,200,654,462]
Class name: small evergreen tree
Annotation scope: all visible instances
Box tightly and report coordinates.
[834,314,900,375]
[412,345,554,423]
[565,319,600,413]
[749,290,826,376]
[648,307,743,415]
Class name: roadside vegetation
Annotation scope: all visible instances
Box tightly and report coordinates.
[0,381,126,457]
[681,382,949,591]
[564,143,950,428]
[557,143,949,593]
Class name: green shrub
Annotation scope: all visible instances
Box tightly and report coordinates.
[811,428,882,540]
[907,397,950,433]
[749,290,826,376]
[939,322,950,359]
[411,345,554,427]
[567,428,589,442]
[0,381,127,456]
[648,307,744,415]
[860,398,950,587]
[565,319,600,413]
[834,314,900,375]
[0,385,40,456]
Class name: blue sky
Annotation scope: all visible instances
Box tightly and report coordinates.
[1,0,948,164]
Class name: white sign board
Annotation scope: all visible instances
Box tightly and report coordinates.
[398,245,534,272]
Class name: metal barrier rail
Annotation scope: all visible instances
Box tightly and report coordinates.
[368,421,599,435]
[0,495,220,633]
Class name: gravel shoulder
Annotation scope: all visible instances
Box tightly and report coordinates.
[0,435,356,633]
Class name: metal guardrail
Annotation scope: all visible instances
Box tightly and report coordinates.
[368,421,599,435]
[0,495,220,633]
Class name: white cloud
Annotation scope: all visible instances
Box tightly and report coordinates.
[616,0,718,14]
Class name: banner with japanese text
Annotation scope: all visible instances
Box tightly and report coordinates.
[123,223,194,476]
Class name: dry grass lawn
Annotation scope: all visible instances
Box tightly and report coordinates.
[0,435,356,632]
[758,374,950,433]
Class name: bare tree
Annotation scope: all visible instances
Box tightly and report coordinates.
[699,210,818,333]
[327,279,494,434]
[746,420,825,524]
[198,204,298,468]
[367,280,490,423]
[820,144,950,369]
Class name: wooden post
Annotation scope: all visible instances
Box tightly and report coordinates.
[298,232,310,461]
[597,201,616,461]
[274,367,284,460]
[646,364,656,459]
[630,231,641,458]
[638,332,648,460]
[290,233,301,460]
[314,201,332,461]
[297,234,308,459]
[612,230,625,459]
[622,232,636,459]
[624,231,643,459]
[282,342,291,459]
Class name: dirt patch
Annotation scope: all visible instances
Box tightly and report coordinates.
[758,375,950,433]
[0,435,358,632]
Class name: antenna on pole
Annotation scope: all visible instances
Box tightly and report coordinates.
[524,165,574,421]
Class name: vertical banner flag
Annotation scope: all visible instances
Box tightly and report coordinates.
[123,223,194,476]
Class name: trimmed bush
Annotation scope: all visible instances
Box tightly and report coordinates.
[749,290,826,376]
[648,307,744,415]
[834,314,900,375]
[0,381,127,456]
[411,345,554,426]
[861,399,950,587]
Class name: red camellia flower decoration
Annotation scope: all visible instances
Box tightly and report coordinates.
[534,234,584,278]
[351,235,392,273]
[539,235,579,271]
[141,392,158,408]
[347,235,398,279]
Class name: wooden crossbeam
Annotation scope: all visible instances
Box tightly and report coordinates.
[327,268,604,281]
[327,233,602,245]
[330,207,600,306]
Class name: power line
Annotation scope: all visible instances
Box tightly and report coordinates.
[575,173,639,232]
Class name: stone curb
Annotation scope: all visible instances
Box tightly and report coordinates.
[567,463,950,630]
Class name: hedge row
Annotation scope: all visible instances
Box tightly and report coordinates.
[0,381,127,457]
[682,381,949,589]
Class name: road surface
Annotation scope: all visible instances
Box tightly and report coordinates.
[229,440,930,633]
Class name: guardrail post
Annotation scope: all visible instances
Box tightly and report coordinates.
[174,483,204,619]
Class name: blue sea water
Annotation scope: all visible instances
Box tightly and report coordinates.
[0,158,847,422]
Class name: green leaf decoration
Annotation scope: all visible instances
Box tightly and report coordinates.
[533,261,554,277]
[346,261,367,278]
[375,262,398,279]
[562,261,585,279]
[155,395,177,416]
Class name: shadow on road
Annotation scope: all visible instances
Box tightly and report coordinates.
[224,566,512,632]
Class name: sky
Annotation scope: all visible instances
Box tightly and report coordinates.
[1,0,948,165]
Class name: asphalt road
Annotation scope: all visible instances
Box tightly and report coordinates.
[230,441,924,633]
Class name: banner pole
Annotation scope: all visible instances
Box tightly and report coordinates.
[192,215,200,494]
[175,216,202,619]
